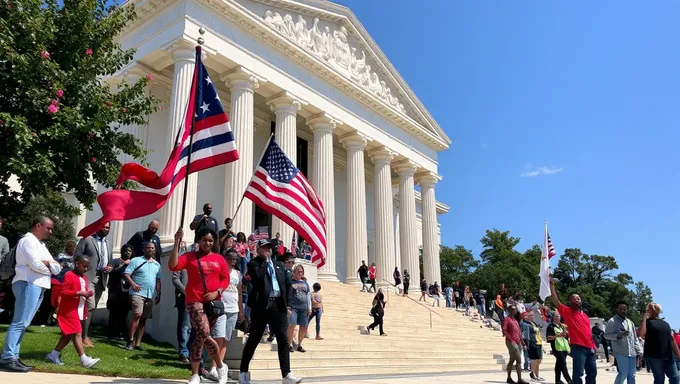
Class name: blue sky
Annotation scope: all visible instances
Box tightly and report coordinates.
[335,0,679,327]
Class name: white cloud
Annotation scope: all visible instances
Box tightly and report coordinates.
[481,143,488,149]
[520,166,564,178]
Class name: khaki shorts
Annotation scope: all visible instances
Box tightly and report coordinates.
[130,295,153,320]
[506,339,522,361]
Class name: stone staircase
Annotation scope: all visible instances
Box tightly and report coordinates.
[226,281,512,381]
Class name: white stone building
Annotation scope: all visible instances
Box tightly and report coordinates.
[76,0,451,343]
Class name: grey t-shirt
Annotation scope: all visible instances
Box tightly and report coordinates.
[290,279,310,311]
[192,215,219,243]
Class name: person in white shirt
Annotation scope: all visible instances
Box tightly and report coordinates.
[0,216,61,373]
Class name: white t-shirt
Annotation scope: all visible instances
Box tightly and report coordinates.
[221,269,241,313]
[13,232,61,288]
[78,276,86,320]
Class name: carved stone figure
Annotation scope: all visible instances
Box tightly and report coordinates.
[262,10,406,114]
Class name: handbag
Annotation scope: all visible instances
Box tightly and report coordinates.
[196,254,225,318]
[236,317,250,333]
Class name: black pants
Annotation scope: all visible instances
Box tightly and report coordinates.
[368,313,384,335]
[369,279,376,293]
[240,298,290,378]
[495,307,505,323]
[107,293,130,338]
[554,350,572,383]
[602,339,609,362]
[403,281,409,295]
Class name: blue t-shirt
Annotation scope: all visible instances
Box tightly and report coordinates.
[125,257,161,299]
[290,279,310,311]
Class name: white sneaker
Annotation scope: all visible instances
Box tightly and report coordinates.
[46,351,64,365]
[282,372,303,384]
[188,374,201,384]
[205,367,219,382]
[217,364,228,384]
[80,355,100,368]
[239,371,251,384]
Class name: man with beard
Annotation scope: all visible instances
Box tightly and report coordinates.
[127,220,162,260]
[605,300,642,384]
[190,203,219,249]
[550,277,597,384]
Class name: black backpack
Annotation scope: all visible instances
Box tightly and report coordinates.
[0,245,18,282]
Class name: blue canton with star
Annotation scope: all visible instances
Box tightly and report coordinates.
[193,56,225,121]
[260,140,299,183]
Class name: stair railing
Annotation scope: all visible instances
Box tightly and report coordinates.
[379,279,444,329]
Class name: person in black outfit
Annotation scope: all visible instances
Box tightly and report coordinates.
[106,244,133,339]
[238,239,301,384]
[546,311,572,384]
[639,302,680,384]
[357,261,369,292]
[591,323,608,362]
[126,220,162,260]
[402,269,410,296]
[367,289,386,336]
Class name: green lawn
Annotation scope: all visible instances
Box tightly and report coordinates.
[0,324,188,379]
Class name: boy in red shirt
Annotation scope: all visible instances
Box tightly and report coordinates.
[550,277,597,384]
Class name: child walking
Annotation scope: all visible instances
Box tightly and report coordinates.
[46,255,101,368]
[309,282,323,340]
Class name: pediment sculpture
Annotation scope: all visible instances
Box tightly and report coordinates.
[263,10,406,114]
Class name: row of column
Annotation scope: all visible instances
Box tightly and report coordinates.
[152,45,441,285]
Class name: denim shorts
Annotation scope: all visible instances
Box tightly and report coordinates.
[288,308,309,327]
[210,312,238,341]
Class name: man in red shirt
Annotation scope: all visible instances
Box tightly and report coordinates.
[502,305,529,384]
[368,263,377,293]
[550,277,597,384]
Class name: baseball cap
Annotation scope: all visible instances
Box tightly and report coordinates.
[257,239,272,248]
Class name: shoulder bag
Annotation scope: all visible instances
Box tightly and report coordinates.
[122,260,148,293]
[196,254,225,318]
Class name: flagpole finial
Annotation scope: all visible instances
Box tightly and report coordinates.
[197,27,206,46]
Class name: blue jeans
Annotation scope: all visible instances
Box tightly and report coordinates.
[523,346,531,370]
[571,345,597,384]
[445,295,452,308]
[309,308,322,337]
[176,295,190,358]
[647,358,679,384]
[1,281,45,361]
[614,354,637,384]
[477,304,486,317]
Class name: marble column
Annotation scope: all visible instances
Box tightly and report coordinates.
[340,133,369,284]
[395,161,419,284]
[159,46,197,244]
[370,148,396,286]
[221,67,260,235]
[308,114,338,280]
[419,172,441,285]
[267,92,302,241]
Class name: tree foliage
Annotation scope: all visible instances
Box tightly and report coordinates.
[440,229,654,324]
[0,0,159,223]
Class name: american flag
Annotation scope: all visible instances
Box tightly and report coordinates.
[547,234,556,259]
[78,46,238,237]
[291,232,297,256]
[244,139,326,268]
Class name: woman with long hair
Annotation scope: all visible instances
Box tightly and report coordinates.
[526,312,544,381]
[234,232,250,274]
[463,286,472,316]
[546,311,572,384]
[169,227,230,384]
[367,289,386,336]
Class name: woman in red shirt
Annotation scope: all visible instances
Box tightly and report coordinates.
[368,263,377,293]
[170,227,230,384]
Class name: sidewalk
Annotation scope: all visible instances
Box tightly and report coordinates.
[0,369,656,384]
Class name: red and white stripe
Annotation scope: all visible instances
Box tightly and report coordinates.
[244,166,327,268]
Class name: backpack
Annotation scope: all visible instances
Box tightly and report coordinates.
[0,245,18,282]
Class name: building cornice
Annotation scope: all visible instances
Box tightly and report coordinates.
[121,0,450,152]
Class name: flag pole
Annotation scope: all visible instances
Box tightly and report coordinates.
[179,28,206,231]
[231,133,274,222]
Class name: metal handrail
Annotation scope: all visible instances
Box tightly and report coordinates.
[379,279,444,329]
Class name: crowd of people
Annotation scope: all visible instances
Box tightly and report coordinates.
[0,203,323,384]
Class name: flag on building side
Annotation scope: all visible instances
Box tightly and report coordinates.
[78,46,238,238]
[243,139,327,268]
[538,221,556,301]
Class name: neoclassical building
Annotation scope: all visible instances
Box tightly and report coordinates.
[76,0,450,292]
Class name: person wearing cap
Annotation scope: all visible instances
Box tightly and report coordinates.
[239,239,301,384]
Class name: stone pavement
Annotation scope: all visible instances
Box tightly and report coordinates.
[0,369,656,384]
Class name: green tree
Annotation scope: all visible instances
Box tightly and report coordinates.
[0,0,159,223]
[439,245,478,287]
[3,191,79,254]
[479,229,521,264]
[631,281,653,322]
